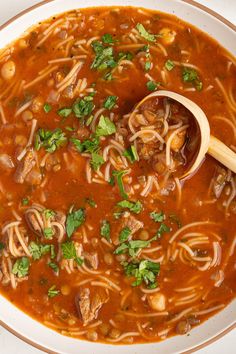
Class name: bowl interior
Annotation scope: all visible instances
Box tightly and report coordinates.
[0,1,235,354]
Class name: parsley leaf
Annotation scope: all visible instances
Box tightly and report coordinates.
[66,207,85,238]
[29,242,51,260]
[136,23,156,42]
[35,128,67,153]
[100,220,110,241]
[144,61,151,71]
[48,285,60,298]
[182,67,203,91]
[117,200,142,214]
[22,197,29,206]
[43,209,56,220]
[156,223,170,238]
[114,236,157,257]
[123,259,160,288]
[0,242,5,250]
[57,107,72,118]
[103,95,117,110]
[44,227,54,240]
[95,115,116,136]
[123,145,139,163]
[61,241,83,265]
[91,41,116,71]
[91,152,105,170]
[72,96,95,119]
[43,103,52,113]
[147,80,159,91]
[150,211,165,222]
[71,136,100,154]
[112,170,128,199]
[48,262,59,272]
[12,257,30,278]
[119,227,131,243]
[102,33,115,44]
[165,59,175,71]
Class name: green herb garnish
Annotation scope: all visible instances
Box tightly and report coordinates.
[29,242,51,260]
[103,95,117,110]
[57,107,72,118]
[112,170,128,199]
[182,67,203,91]
[43,227,54,240]
[61,241,83,265]
[165,60,175,71]
[123,145,138,163]
[72,96,95,119]
[35,128,67,153]
[100,220,111,241]
[43,103,52,113]
[102,33,115,44]
[136,23,156,42]
[114,236,157,257]
[123,259,160,288]
[150,211,164,222]
[48,262,59,272]
[119,227,131,243]
[117,200,142,214]
[95,115,116,136]
[147,80,159,91]
[48,285,60,298]
[12,257,30,278]
[66,207,85,238]
[169,214,182,228]
[91,152,105,170]
[156,223,170,238]
[22,197,29,206]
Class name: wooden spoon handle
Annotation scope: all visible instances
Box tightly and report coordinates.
[208,135,236,173]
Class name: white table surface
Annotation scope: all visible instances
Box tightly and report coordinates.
[0,0,235,353]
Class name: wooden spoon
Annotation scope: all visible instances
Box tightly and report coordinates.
[131,90,236,179]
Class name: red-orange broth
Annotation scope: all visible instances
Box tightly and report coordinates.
[0,6,235,344]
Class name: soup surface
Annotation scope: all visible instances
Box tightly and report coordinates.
[0,6,235,344]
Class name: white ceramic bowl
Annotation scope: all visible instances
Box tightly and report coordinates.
[0,1,235,353]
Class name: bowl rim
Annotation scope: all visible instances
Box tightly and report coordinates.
[0,0,235,353]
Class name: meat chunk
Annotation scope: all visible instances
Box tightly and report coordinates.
[83,252,98,269]
[75,288,109,325]
[121,214,143,235]
[0,154,14,169]
[14,150,35,184]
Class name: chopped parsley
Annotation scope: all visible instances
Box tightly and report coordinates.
[43,103,52,113]
[123,145,139,163]
[90,152,105,170]
[136,23,156,42]
[22,197,29,206]
[12,257,30,278]
[114,235,157,257]
[103,95,117,110]
[43,209,56,220]
[123,259,160,288]
[182,67,203,91]
[86,198,96,207]
[112,170,128,199]
[57,107,72,118]
[71,136,99,154]
[95,115,116,136]
[165,59,175,71]
[29,242,52,260]
[147,80,159,91]
[48,285,60,298]
[144,61,151,71]
[66,207,85,238]
[72,96,95,119]
[102,33,115,44]
[119,227,131,243]
[43,227,54,240]
[48,262,59,272]
[61,241,83,265]
[100,220,111,241]
[150,211,165,222]
[156,223,170,238]
[116,200,142,214]
[0,242,5,250]
[35,128,67,153]
[91,41,116,71]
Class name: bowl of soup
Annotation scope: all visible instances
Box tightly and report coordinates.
[0,0,235,353]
